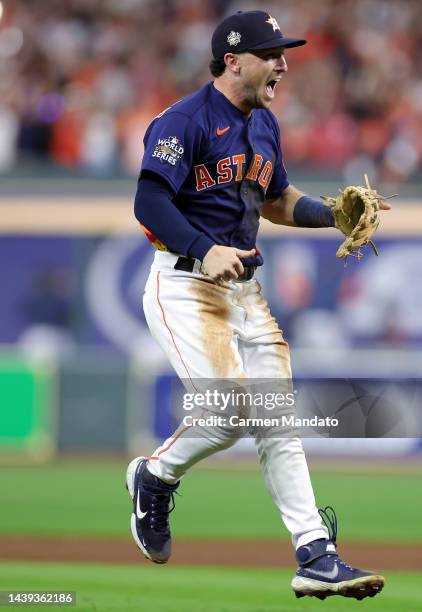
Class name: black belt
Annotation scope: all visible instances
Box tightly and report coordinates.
[174,257,256,282]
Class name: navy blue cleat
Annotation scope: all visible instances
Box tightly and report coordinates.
[126,456,179,564]
[291,507,385,600]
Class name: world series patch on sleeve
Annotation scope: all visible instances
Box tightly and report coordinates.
[152,136,184,165]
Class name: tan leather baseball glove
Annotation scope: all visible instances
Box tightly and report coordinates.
[322,175,394,261]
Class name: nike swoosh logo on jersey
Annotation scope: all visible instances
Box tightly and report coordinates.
[216,126,230,136]
[305,563,339,581]
[136,490,147,520]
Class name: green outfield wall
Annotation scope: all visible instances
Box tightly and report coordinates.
[0,353,57,458]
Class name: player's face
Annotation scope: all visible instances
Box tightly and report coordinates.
[238,47,287,110]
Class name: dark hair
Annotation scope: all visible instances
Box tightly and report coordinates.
[209,57,226,77]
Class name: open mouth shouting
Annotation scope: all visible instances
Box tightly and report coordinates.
[265,77,281,99]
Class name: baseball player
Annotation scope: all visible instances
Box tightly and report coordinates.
[127,11,388,600]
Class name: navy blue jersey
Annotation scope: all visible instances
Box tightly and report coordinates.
[140,81,289,256]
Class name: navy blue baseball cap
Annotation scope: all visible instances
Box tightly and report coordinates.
[212,10,307,59]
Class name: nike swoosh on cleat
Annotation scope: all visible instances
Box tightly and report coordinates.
[305,564,339,581]
[136,490,147,520]
[216,126,230,136]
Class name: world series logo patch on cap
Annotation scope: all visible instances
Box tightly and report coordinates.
[227,31,241,46]
[152,136,184,165]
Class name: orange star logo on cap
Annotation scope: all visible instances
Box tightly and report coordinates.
[266,15,280,32]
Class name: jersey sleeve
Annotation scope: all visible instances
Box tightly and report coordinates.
[265,117,289,199]
[140,111,203,194]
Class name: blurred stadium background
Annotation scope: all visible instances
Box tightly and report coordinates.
[1,2,422,610]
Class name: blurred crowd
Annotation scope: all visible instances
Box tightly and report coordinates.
[1,0,422,183]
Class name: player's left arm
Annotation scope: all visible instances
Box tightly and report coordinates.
[262,184,334,228]
[261,184,392,228]
[261,184,304,226]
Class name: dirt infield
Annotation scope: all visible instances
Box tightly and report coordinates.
[1,537,420,571]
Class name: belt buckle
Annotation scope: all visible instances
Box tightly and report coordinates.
[174,256,196,273]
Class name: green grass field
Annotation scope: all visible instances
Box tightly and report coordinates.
[1,563,421,612]
[0,461,421,541]
[1,460,421,611]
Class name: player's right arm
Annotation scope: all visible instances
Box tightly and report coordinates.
[135,111,215,261]
[135,176,254,280]
[136,111,255,281]
[135,172,214,261]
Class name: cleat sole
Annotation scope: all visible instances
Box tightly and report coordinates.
[291,574,385,601]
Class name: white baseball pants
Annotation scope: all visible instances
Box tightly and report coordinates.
[142,250,328,548]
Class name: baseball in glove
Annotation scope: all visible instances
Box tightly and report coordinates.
[322,175,396,261]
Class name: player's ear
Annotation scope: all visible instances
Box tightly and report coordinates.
[224,53,241,74]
